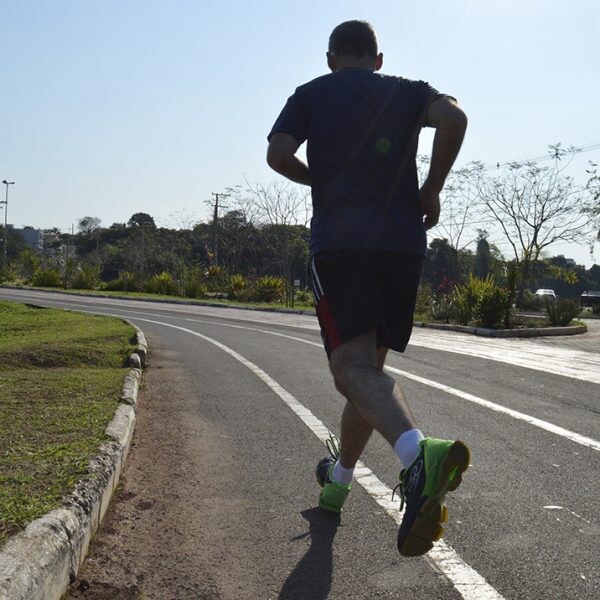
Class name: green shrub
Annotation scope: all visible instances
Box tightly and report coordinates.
[474,285,509,328]
[546,298,581,326]
[254,276,286,303]
[452,276,480,325]
[295,289,314,306]
[518,289,537,310]
[32,268,62,287]
[183,278,207,299]
[592,303,600,316]
[205,265,225,292]
[228,274,251,301]
[72,264,102,290]
[0,268,16,284]
[145,272,178,296]
[450,275,508,328]
[104,271,141,292]
[179,267,207,299]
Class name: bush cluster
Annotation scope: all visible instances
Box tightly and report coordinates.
[545,298,581,326]
[255,276,286,303]
[32,268,62,287]
[105,272,141,293]
[294,289,314,306]
[449,275,508,328]
[71,264,102,290]
[145,272,178,296]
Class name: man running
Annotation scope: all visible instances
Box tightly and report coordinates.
[266,20,469,557]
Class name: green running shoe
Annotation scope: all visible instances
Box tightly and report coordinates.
[315,434,350,514]
[395,438,470,557]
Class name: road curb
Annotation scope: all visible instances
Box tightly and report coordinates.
[0,324,147,600]
[413,321,588,338]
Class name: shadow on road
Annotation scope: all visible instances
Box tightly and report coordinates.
[278,507,341,600]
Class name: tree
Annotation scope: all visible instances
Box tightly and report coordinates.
[422,238,460,292]
[127,213,156,230]
[585,160,600,240]
[475,145,592,303]
[78,216,101,235]
[418,155,480,252]
[241,180,310,306]
[473,230,491,279]
[18,247,41,280]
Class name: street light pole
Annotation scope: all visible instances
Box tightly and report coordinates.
[1,180,15,272]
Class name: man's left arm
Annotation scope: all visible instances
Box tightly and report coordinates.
[267,133,312,186]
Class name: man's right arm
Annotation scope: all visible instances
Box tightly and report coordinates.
[421,97,468,229]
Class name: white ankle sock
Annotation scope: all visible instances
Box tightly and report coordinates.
[332,460,354,485]
[394,428,425,467]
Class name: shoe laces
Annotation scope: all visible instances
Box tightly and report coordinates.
[325,433,341,461]
[392,469,408,512]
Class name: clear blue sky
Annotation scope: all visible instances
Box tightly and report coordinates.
[1,1,599,265]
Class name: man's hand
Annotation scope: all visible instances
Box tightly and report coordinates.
[419,180,441,230]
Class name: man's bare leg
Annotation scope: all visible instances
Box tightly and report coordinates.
[336,345,389,469]
[329,330,418,447]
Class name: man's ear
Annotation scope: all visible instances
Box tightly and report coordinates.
[374,52,383,71]
[327,52,337,72]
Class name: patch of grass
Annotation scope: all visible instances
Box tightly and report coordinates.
[0,301,134,368]
[0,302,135,546]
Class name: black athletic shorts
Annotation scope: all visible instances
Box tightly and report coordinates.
[310,249,423,358]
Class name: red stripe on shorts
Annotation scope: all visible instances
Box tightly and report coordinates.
[316,295,341,354]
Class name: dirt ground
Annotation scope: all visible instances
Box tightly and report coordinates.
[65,339,231,600]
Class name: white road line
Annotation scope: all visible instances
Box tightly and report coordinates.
[384,366,600,453]
[11,294,600,454]
[148,316,600,454]
[128,316,504,600]
[4,288,600,385]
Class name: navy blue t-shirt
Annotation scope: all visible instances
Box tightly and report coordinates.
[268,68,443,256]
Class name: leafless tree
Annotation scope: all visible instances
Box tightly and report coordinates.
[417,155,480,252]
[243,179,310,228]
[474,145,592,301]
[242,180,311,306]
[585,160,600,240]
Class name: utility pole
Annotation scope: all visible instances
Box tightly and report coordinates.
[1,180,15,272]
[207,192,230,267]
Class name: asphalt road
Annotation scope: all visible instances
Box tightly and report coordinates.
[2,288,599,600]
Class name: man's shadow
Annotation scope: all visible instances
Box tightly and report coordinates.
[278,507,341,600]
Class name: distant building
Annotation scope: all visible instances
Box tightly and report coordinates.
[42,228,63,258]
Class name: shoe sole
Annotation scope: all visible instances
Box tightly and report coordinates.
[399,440,470,557]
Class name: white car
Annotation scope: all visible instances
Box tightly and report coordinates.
[535,288,556,299]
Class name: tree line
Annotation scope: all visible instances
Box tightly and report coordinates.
[1,145,599,308]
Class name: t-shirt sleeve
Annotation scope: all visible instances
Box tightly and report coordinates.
[267,89,309,144]
[410,80,450,128]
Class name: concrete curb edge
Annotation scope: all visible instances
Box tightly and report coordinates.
[413,321,588,338]
[0,323,147,600]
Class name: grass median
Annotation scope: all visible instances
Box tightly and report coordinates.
[0,301,136,546]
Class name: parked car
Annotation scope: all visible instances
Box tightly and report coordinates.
[535,288,556,299]
[580,290,600,307]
